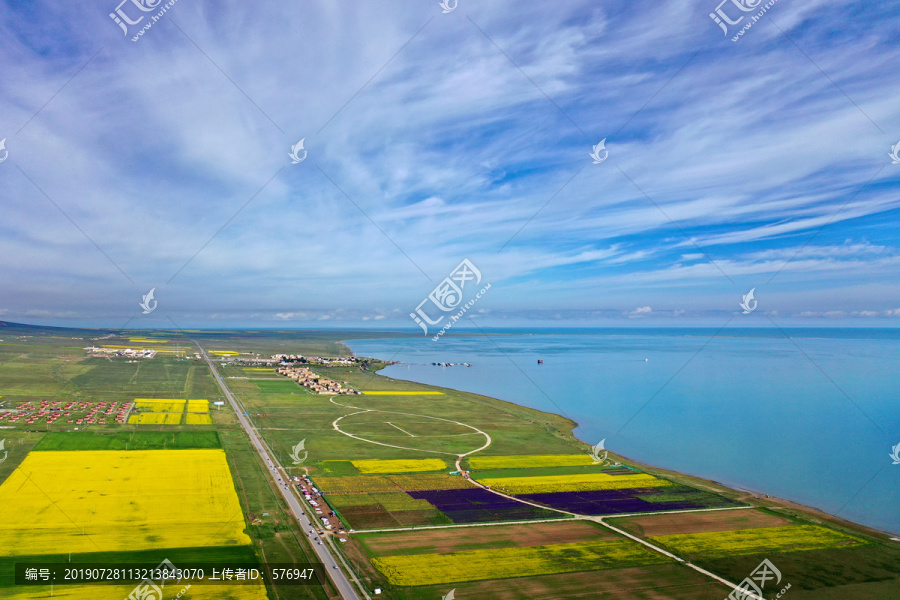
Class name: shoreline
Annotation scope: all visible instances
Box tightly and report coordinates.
[340,338,900,541]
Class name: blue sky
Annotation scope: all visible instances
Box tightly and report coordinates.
[1,0,899,328]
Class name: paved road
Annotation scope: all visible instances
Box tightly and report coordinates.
[200,347,362,600]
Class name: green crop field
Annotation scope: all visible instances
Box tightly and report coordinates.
[33,430,221,451]
[255,379,304,393]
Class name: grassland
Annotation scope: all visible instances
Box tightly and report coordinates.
[33,430,221,451]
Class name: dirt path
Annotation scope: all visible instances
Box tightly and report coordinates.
[329,397,492,459]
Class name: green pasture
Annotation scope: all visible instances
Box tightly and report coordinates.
[33,431,221,451]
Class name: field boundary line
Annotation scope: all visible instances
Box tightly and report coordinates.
[602,505,755,519]
[351,516,580,533]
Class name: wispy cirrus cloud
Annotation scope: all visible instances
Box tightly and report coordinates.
[0,1,898,327]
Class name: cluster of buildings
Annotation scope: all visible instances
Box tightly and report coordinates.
[83,346,157,359]
[0,400,132,425]
[275,365,361,395]
[272,354,359,366]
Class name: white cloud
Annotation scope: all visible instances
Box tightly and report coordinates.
[0,1,898,325]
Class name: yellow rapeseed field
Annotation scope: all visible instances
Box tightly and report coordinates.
[129,412,183,425]
[372,540,667,585]
[469,454,596,469]
[650,524,866,558]
[478,472,671,494]
[185,413,213,425]
[0,449,251,556]
[187,399,210,413]
[134,399,187,413]
[352,458,447,473]
[2,582,268,600]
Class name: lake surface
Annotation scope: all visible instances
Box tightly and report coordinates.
[346,328,900,535]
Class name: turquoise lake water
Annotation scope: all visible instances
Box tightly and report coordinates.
[346,328,900,535]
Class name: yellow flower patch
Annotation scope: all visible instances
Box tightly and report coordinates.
[478,473,671,494]
[187,399,210,413]
[352,458,447,473]
[0,450,251,556]
[468,454,596,469]
[134,399,187,413]
[185,413,213,425]
[128,412,183,425]
[372,540,668,585]
[650,525,866,558]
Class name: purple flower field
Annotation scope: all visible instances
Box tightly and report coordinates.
[518,486,743,515]
[408,488,558,523]
[519,489,703,515]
